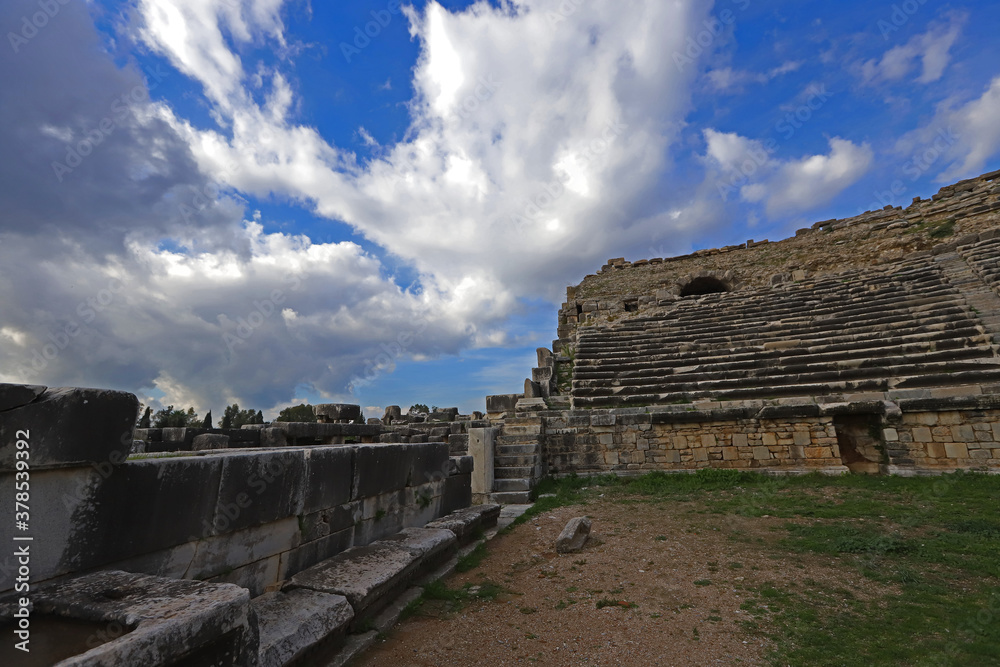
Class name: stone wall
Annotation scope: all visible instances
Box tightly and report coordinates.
[0,383,473,599]
[531,396,1000,477]
[0,443,472,598]
[887,398,1000,472]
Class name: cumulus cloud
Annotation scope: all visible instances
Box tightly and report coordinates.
[895,76,1000,182]
[704,130,873,216]
[135,0,717,302]
[859,15,964,86]
[0,0,727,413]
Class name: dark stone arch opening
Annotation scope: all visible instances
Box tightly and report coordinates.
[679,277,731,297]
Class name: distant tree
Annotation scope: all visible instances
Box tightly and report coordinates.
[275,404,316,423]
[409,404,429,415]
[219,403,259,429]
[354,410,365,425]
[202,410,213,429]
[138,406,151,429]
[152,405,200,428]
[255,410,264,424]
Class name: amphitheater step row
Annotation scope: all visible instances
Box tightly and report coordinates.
[569,254,1000,409]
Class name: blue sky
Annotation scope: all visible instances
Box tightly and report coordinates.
[1,0,999,419]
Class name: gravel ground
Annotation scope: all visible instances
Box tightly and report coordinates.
[354,497,882,666]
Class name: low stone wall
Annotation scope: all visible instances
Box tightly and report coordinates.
[887,397,1000,473]
[532,395,1000,477]
[0,442,472,598]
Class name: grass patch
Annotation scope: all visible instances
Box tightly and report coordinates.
[455,542,488,573]
[528,470,1000,665]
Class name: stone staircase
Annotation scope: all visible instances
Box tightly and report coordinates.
[936,250,1000,341]
[571,258,1000,408]
[491,415,544,504]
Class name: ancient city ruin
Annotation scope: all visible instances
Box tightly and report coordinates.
[2,168,1000,665]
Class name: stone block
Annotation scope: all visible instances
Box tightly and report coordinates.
[731,433,749,447]
[0,385,138,471]
[761,433,777,446]
[442,473,472,515]
[252,589,353,667]
[486,394,520,415]
[352,444,411,499]
[556,517,591,554]
[278,527,356,583]
[425,504,501,543]
[792,431,812,447]
[289,528,456,619]
[301,446,354,514]
[913,427,933,443]
[590,413,616,427]
[753,446,771,460]
[951,425,976,443]
[214,450,306,532]
[193,433,231,451]
[945,443,969,459]
[0,382,45,411]
[315,403,361,423]
[0,570,255,667]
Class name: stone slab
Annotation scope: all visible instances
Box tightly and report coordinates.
[424,504,502,542]
[0,570,254,667]
[0,386,138,471]
[252,588,353,667]
[288,528,456,617]
[0,382,46,412]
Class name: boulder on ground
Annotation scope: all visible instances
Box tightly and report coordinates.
[556,516,592,554]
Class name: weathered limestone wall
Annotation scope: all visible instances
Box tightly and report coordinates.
[889,406,1000,471]
[533,396,1000,477]
[0,443,472,598]
[542,407,844,475]
[0,383,474,599]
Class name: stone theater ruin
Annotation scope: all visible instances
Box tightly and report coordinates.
[2,169,999,665]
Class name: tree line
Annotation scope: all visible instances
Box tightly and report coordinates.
[135,403,367,429]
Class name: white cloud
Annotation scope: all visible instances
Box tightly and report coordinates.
[765,138,874,214]
[859,15,964,86]
[896,76,1000,181]
[704,130,873,216]
[706,61,802,92]
[135,0,716,307]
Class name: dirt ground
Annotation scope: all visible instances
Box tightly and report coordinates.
[354,497,882,667]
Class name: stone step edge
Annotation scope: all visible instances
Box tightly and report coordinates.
[326,523,508,667]
[262,504,500,666]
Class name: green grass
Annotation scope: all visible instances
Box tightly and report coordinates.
[455,541,488,573]
[526,470,1000,666]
